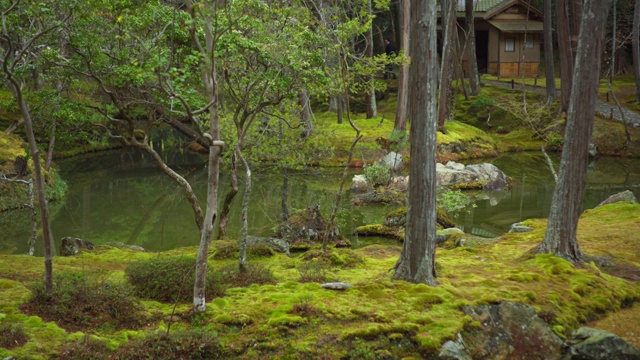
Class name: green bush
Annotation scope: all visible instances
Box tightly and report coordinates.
[125,256,225,302]
[23,272,144,332]
[364,163,391,187]
[112,331,221,360]
[0,322,29,349]
[297,259,335,283]
[217,263,277,288]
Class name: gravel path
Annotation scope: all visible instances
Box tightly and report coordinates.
[481,79,640,128]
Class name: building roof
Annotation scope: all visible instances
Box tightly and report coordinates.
[456,0,511,13]
[451,0,543,19]
[487,20,544,32]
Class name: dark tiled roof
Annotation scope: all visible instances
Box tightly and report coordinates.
[455,0,512,12]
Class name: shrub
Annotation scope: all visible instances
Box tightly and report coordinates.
[217,263,277,288]
[22,272,144,332]
[112,331,221,360]
[0,322,29,349]
[297,259,335,283]
[125,256,225,302]
[364,162,391,187]
[52,335,112,360]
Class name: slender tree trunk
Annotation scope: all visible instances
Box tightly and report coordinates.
[7,81,54,292]
[543,0,557,104]
[280,123,289,221]
[536,0,611,262]
[393,0,438,285]
[299,86,313,138]
[465,0,480,95]
[394,0,410,132]
[336,95,344,124]
[217,153,238,239]
[237,147,251,272]
[5,118,24,133]
[365,0,377,119]
[45,119,56,171]
[438,0,458,132]
[557,0,574,112]
[633,0,640,102]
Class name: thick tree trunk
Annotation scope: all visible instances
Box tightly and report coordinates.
[393,0,438,285]
[633,0,640,102]
[537,0,611,262]
[438,0,458,132]
[394,0,410,132]
[465,0,480,96]
[557,0,574,112]
[543,0,557,104]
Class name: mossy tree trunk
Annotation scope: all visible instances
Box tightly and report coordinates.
[557,0,574,113]
[536,0,611,263]
[393,0,438,286]
[437,0,458,132]
[633,0,640,102]
[393,0,410,132]
[365,0,377,119]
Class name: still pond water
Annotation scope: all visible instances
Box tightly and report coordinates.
[1,148,639,255]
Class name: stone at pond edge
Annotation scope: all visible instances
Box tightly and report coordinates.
[60,237,95,256]
[563,327,640,360]
[246,236,290,256]
[350,174,371,193]
[509,222,533,233]
[460,302,564,360]
[596,190,638,208]
[275,206,348,248]
[321,282,353,290]
[438,336,472,360]
[377,151,404,172]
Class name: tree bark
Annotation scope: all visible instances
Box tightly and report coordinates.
[365,0,377,119]
[393,0,438,285]
[217,153,238,239]
[543,0,557,104]
[537,0,611,262]
[298,86,313,138]
[237,146,251,272]
[465,0,480,96]
[393,0,410,132]
[557,0,574,112]
[633,0,640,102]
[438,0,458,132]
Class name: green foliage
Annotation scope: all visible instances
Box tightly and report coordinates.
[437,189,472,212]
[24,272,144,332]
[363,163,391,187]
[471,95,497,109]
[0,322,29,349]
[52,335,112,360]
[112,331,221,360]
[388,130,408,153]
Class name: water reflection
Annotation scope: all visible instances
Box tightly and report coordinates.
[1,150,639,255]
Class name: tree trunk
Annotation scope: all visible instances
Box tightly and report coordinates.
[543,0,557,104]
[394,0,410,132]
[536,0,611,263]
[557,0,574,112]
[217,153,238,239]
[299,86,313,138]
[45,118,56,171]
[192,9,223,313]
[465,0,480,96]
[438,0,458,132]
[633,0,640,102]
[6,80,55,292]
[365,0,377,119]
[237,146,251,272]
[393,0,438,285]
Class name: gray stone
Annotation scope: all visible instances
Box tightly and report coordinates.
[461,302,564,360]
[589,143,598,157]
[563,327,640,360]
[60,237,95,256]
[246,236,290,256]
[350,174,371,193]
[509,222,533,233]
[439,338,472,360]
[378,151,404,172]
[465,163,511,191]
[387,175,409,192]
[321,282,353,290]
[446,161,466,171]
[596,190,638,208]
[106,242,146,252]
[437,228,464,244]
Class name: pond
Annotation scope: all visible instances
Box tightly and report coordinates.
[1,148,639,255]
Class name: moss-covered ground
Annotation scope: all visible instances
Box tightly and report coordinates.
[1,203,639,359]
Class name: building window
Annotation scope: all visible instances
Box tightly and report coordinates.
[524,36,534,49]
[505,37,515,52]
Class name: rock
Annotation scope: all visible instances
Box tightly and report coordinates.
[106,242,146,252]
[436,227,464,244]
[596,190,638,208]
[321,282,353,290]
[589,143,598,157]
[275,206,347,248]
[465,163,511,191]
[508,222,533,233]
[246,236,290,256]
[352,190,407,206]
[563,327,640,360]
[60,237,95,256]
[378,151,404,172]
[350,174,371,193]
[446,161,466,171]
[439,337,472,360]
[387,175,409,192]
[460,302,564,360]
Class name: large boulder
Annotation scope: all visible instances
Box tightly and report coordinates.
[459,302,564,360]
[438,162,511,190]
[60,237,95,256]
[377,151,404,172]
[596,190,638,208]
[563,327,640,360]
[246,236,290,256]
